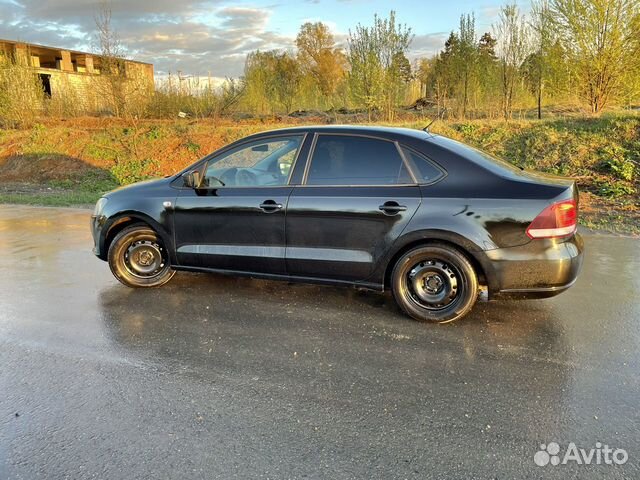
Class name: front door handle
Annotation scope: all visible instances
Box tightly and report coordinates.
[379,201,407,215]
[259,200,283,212]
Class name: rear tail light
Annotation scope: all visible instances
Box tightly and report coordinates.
[526,199,577,239]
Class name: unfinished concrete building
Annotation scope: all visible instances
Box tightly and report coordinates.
[0,39,154,114]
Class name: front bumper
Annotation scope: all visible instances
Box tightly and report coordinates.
[91,214,107,259]
[486,233,584,299]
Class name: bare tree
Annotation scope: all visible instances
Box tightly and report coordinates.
[494,4,531,119]
[94,1,127,116]
[528,0,553,119]
[456,14,477,119]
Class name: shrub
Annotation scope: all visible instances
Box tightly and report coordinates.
[146,126,162,140]
[596,180,636,198]
[455,123,480,138]
[597,146,635,181]
[184,140,200,154]
[0,55,44,127]
[110,158,160,185]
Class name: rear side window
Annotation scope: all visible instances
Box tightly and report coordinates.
[306,135,412,186]
[401,147,445,184]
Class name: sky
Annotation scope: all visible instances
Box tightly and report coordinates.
[0,0,528,78]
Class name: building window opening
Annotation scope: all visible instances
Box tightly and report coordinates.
[39,74,52,97]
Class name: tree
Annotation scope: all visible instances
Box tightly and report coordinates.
[454,14,478,118]
[392,51,412,84]
[478,32,498,60]
[494,4,531,119]
[425,32,458,115]
[243,50,302,114]
[348,11,413,120]
[295,22,347,106]
[94,1,127,116]
[426,19,498,118]
[477,32,500,117]
[526,0,554,118]
[551,0,640,113]
[415,57,431,98]
[273,53,302,113]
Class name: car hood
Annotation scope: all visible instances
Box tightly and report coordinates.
[104,176,175,198]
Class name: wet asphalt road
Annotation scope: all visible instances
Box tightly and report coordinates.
[0,205,639,480]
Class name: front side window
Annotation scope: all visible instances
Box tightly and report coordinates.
[203,135,303,187]
[306,135,412,186]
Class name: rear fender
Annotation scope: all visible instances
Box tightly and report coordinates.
[370,228,499,293]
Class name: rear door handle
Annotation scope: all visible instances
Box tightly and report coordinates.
[259,200,283,212]
[379,201,407,215]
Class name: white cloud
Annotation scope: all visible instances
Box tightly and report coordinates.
[0,1,464,76]
[0,0,294,76]
[410,32,450,59]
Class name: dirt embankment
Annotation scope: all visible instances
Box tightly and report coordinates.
[0,154,97,182]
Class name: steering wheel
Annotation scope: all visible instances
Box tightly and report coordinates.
[236,168,259,186]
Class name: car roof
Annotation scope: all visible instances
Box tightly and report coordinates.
[248,125,437,142]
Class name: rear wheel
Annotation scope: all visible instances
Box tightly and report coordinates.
[391,244,478,323]
[108,225,175,288]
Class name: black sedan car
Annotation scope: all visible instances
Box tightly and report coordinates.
[92,126,583,323]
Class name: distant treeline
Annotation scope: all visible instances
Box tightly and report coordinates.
[233,0,640,119]
[1,0,639,125]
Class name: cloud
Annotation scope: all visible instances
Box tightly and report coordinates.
[410,32,450,58]
[0,0,457,76]
[4,0,211,23]
[0,0,294,76]
[218,7,271,31]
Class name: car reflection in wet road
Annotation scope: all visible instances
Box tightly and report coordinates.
[1,205,639,479]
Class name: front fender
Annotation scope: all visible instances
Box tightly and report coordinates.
[96,199,175,262]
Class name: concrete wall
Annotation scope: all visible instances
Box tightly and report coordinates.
[34,66,154,114]
[1,40,154,115]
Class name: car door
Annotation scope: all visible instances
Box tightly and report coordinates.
[285,133,421,282]
[174,133,307,275]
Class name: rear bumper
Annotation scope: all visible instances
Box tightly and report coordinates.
[486,233,584,299]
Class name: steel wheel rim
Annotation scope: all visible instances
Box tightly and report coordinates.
[405,259,462,311]
[124,239,167,278]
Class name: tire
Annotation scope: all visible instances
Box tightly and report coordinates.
[107,224,176,288]
[391,243,478,323]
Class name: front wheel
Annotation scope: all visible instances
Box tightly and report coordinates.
[391,244,478,323]
[108,225,176,288]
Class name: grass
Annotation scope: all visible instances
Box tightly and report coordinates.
[580,216,640,236]
[0,169,119,208]
[0,190,103,207]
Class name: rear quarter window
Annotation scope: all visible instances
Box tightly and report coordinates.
[400,147,445,184]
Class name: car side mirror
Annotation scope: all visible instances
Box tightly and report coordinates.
[182,170,201,188]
